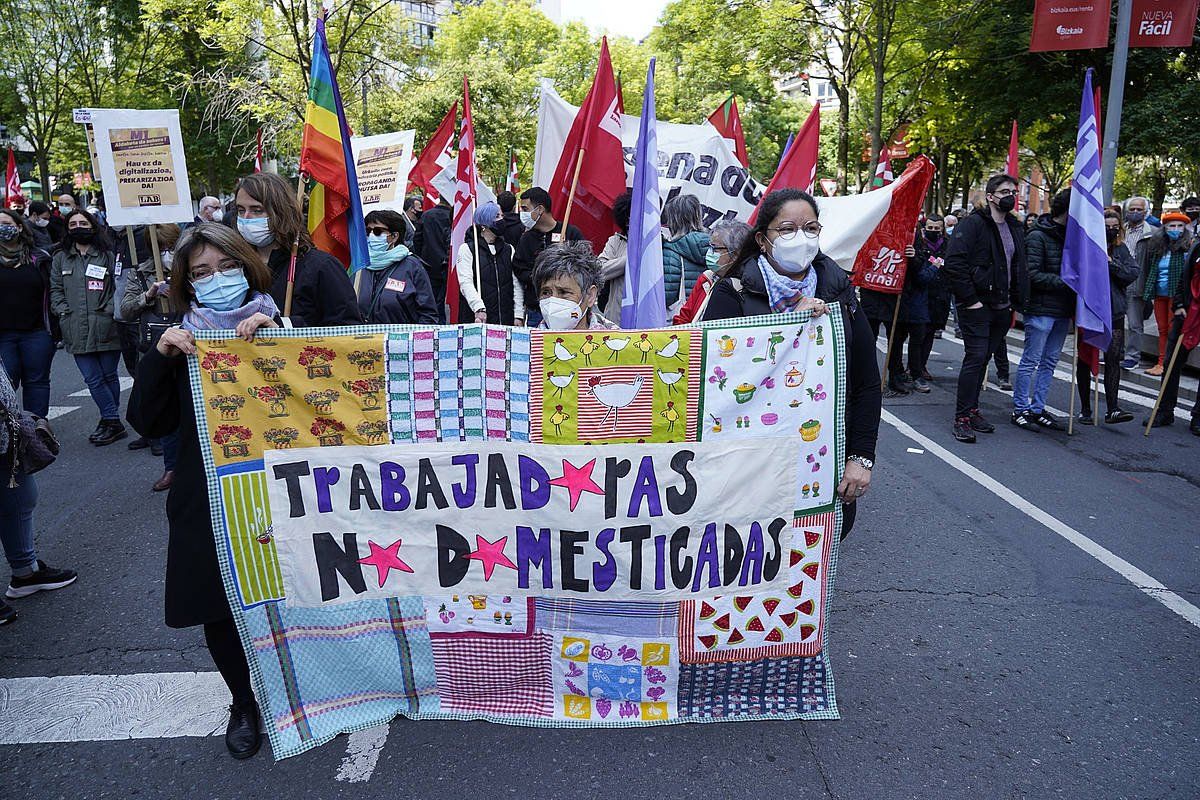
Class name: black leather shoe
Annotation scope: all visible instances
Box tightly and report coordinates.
[1190,420,1200,436]
[87,420,106,443]
[225,701,262,759]
[968,408,995,433]
[127,436,151,450]
[92,420,128,447]
[1143,414,1174,428]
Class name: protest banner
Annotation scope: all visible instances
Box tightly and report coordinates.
[351,130,416,214]
[89,108,193,225]
[190,310,846,758]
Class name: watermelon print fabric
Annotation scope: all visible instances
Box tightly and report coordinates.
[188,311,846,760]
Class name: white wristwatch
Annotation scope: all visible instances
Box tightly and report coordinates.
[847,454,874,471]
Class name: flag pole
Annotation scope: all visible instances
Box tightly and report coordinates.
[471,196,483,314]
[284,172,305,319]
[880,298,902,391]
[1092,365,1100,426]
[146,225,169,315]
[560,147,587,235]
[1144,334,1185,436]
[1068,327,1079,435]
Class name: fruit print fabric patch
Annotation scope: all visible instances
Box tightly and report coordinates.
[423,594,535,639]
[677,512,835,663]
[552,633,678,722]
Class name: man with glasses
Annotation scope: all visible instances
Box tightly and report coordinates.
[1121,196,1154,368]
[944,174,1028,443]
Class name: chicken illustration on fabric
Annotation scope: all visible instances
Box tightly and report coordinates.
[547,370,575,398]
[587,375,644,430]
[550,338,576,366]
[656,367,685,395]
[603,335,629,361]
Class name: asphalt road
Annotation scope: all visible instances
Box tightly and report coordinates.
[2,334,1197,800]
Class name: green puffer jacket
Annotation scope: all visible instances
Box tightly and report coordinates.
[662,230,711,307]
[49,245,122,355]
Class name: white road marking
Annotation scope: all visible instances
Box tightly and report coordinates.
[336,724,390,783]
[0,671,228,744]
[46,406,81,420]
[881,408,1200,630]
[905,447,925,454]
[69,376,134,398]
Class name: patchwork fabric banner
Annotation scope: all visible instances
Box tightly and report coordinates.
[188,309,847,759]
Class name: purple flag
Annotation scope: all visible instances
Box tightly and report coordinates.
[1061,68,1112,352]
[621,58,666,329]
[777,132,795,172]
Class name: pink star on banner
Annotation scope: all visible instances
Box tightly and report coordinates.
[358,538,414,587]
[549,458,605,512]
[465,534,518,581]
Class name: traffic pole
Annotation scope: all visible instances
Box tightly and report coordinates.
[1100,0,1132,205]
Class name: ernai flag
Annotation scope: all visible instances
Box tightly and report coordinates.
[750,104,820,225]
[5,149,24,208]
[871,148,893,190]
[254,128,263,173]
[1129,0,1200,47]
[1062,68,1113,353]
[410,101,458,210]
[707,95,748,168]
[846,156,936,294]
[506,150,520,193]
[622,58,667,330]
[446,76,478,325]
[1030,0,1112,51]
[549,36,624,253]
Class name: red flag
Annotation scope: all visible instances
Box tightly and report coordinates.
[851,156,937,293]
[446,77,478,325]
[410,101,458,210]
[1129,0,1200,47]
[1006,121,1019,178]
[549,37,624,252]
[5,149,24,208]
[254,128,263,173]
[1182,261,1200,350]
[707,95,748,168]
[1030,0,1111,51]
[749,105,819,225]
[616,74,625,116]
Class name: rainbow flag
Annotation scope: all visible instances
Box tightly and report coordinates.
[300,13,368,274]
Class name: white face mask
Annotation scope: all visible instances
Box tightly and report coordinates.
[769,233,819,275]
[540,296,584,330]
[237,215,274,247]
[520,208,540,230]
[32,217,49,228]
[209,209,224,223]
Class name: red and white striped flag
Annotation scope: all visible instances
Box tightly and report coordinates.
[446,76,478,324]
[5,149,24,208]
[505,150,520,193]
[253,128,264,173]
[871,149,893,190]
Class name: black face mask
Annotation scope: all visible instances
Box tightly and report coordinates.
[68,227,96,244]
[994,195,1016,214]
[1186,209,1200,222]
[923,229,942,241]
[1106,228,1118,243]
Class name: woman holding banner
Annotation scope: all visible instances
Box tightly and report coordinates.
[701,189,881,538]
[233,173,361,328]
[128,223,281,760]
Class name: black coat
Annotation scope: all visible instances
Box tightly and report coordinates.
[513,221,586,313]
[702,253,881,463]
[266,247,362,327]
[356,254,439,324]
[494,213,525,250]
[459,235,519,326]
[944,208,1028,309]
[1107,242,1140,320]
[127,348,230,628]
[1023,219,1074,318]
[414,203,452,300]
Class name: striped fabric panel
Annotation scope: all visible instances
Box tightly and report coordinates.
[265,603,313,742]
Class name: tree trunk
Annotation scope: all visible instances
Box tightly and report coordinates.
[1151,160,1167,216]
[835,82,850,194]
[36,152,51,204]
[934,147,948,212]
[866,0,886,181]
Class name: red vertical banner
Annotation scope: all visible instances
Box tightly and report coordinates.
[1030,0,1112,51]
[1129,0,1200,46]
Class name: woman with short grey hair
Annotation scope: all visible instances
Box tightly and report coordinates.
[532,242,617,331]
[661,193,711,313]
[673,219,751,324]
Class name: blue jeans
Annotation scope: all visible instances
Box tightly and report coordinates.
[0,329,55,418]
[0,472,38,572]
[161,430,179,471]
[1013,315,1070,414]
[74,351,122,420]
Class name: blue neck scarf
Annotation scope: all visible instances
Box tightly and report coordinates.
[758,255,818,313]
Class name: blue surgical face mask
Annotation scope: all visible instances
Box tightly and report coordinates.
[705,248,721,270]
[237,215,273,247]
[1166,228,1183,241]
[367,233,390,256]
[192,268,249,311]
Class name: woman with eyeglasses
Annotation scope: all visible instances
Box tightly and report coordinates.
[358,209,438,324]
[127,223,279,760]
[701,189,881,539]
[233,172,361,327]
[673,219,750,324]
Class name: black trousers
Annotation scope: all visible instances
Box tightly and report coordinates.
[204,618,255,706]
[955,305,1011,417]
[1158,317,1199,422]
[1076,322,1125,415]
[889,321,928,378]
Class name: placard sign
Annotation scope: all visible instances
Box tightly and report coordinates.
[90,108,194,225]
[351,130,416,213]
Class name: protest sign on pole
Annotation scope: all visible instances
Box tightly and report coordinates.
[89,108,193,225]
[351,130,416,214]
[189,307,846,759]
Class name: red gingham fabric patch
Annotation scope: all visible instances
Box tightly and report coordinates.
[432,632,554,717]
